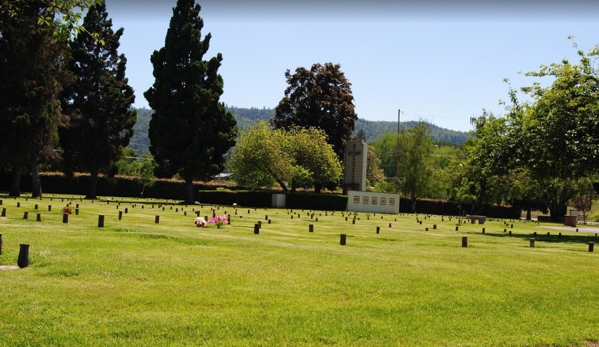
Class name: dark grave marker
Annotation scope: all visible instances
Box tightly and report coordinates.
[63,213,69,224]
[376,227,380,234]
[36,213,41,222]
[589,242,594,252]
[462,236,468,248]
[530,238,535,247]
[18,244,30,268]
[23,212,28,219]
[254,224,260,234]
[309,224,314,233]
[155,216,160,224]
[1,208,5,217]
[340,234,347,246]
[118,211,123,220]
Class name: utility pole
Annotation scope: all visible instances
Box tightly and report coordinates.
[395,109,400,180]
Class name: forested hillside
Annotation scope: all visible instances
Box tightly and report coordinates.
[127,106,469,155]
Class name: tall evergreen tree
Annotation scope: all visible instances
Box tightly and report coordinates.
[144,0,237,204]
[60,2,136,199]
[0,1,70,197]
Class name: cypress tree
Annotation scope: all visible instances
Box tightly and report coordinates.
[60,2,137,199]
[0,2,69,197]
[144,0,237,204]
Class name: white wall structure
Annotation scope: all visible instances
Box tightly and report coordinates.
[272,194,286,208]
[347,190,400,214]
[343,139,368,193]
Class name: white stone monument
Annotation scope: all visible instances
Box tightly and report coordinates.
[347,191,401,214]
[343,139,368,194]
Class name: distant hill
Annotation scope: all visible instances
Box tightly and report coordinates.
[127,106,469,155]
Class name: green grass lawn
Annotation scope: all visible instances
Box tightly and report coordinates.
[1,194,598,346]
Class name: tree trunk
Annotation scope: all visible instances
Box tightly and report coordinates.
[87,167,99,199]
[410,194,416,213]
[9,169,20,197]
[185,176,195,205]
[526,208,531,221]
[549,202,567,223]
[275,178,288,192]
[31,161,41,198]
[313,183,322,194]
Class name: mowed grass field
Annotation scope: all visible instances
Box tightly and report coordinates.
[1,194,598,347]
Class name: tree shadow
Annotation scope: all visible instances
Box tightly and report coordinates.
[480,230,598,245]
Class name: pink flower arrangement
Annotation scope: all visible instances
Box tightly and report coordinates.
[208,215,228,229]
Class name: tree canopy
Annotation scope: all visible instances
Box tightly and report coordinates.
[60,2,136,199]
[505,39,599,180]
[0,1,70,196]
[271,62,357,161]
[227,121,342,192]
[144,0,237,204]
[397,121,435,212]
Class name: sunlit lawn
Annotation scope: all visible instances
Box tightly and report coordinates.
[1,194,598,346]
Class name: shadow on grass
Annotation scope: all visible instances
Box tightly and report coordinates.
[478,230,598,245]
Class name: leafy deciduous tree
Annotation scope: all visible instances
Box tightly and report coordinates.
[369,131,399,179]
[226,122,292,190]
[227,122,342,193]
[397,121,434,212]
[514,40,599,179]
[571,177,595,224]
[144,0,237,204]
[366,145,385,187]
[284,126,342,193]
[271,62,357,161]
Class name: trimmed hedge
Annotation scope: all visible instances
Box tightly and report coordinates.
[1,172,229,200]
[0,172,521,218]
[400,198,520,219]
[197,191,349,211]
[285,193,348,211]
[197,190,273,208]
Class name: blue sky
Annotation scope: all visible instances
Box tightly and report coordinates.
[107,0,599,132]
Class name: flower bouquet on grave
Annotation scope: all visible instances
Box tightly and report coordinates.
[208,215,228,229]
[194,217,206,227]
[61,205,73,214]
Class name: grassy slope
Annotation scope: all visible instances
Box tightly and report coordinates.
[0,194,598,347]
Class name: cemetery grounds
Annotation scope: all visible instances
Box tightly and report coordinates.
[0,194,598,347]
